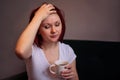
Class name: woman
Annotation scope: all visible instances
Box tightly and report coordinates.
[15,3,79,80]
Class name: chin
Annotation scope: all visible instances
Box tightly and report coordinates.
[51,40,58,42]
[50,38,59,43]
[49,36,59,42]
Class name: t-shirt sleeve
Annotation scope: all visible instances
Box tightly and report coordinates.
[31,44,37,56]
[60,42,77,64]
[67,45,77,64]
[24,44,36,62]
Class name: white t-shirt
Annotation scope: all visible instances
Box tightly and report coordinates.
[25,42,76,80]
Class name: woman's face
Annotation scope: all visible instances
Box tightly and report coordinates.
[39,14,62,43]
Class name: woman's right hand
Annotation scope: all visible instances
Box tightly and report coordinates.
[35,3,56,21]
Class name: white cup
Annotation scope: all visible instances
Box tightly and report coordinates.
[49,60,68,76]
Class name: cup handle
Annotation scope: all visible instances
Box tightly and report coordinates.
[49,64,56,74]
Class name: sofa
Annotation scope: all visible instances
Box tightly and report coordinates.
[3,40,120,80]
[63,40,120,80]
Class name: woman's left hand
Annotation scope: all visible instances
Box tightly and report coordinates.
[61,65,75,79]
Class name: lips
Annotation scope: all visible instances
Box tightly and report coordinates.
[50,35,59,38]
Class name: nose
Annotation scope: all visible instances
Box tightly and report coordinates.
[51,26,56,34]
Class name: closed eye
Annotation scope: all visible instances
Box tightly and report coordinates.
[55,22,60,27]
[43,24,51,29]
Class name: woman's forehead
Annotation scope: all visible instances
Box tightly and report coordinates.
[42,14,61,24]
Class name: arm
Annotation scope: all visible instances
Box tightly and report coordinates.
[15,4,56,59]
[61,60,79,80]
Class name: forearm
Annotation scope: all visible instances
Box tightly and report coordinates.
[73,72,79,80]
[15,14,43,59]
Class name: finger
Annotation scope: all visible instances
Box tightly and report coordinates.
[49,7,56,14]
[65,65,72,69]
[61,69,74,78]
[41,2,48,7]
[41,3,56,14]
[47,3,54,8]
[50,8,55,11]
[62,72,75,79]
[62,69,72,74]
[47,4,55,10]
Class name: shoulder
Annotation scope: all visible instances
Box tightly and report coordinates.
[32,44,40,50]
[59,42,71,48]
[59,42,76,64]
[59,42,74,52]
[32,44,42,55]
